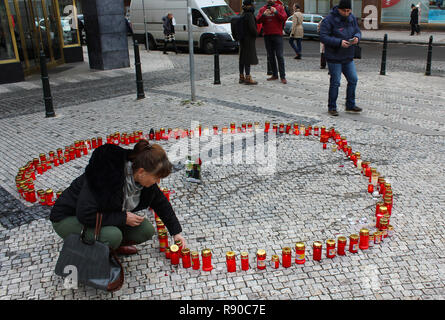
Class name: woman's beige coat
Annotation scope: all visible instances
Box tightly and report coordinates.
[290,11,304,39]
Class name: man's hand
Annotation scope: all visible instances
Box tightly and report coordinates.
[173,233,186,249]
[341,40,350,48]
[270,6,277,13]
[349,37,359,45]
[126,212,144,227]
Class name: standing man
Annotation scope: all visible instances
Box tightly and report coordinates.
[410,4,420,36]
[320,0,362,116]
[289,4,304,60]
[256,0,288,84]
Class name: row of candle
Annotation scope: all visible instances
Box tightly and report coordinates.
[155,227,395,273]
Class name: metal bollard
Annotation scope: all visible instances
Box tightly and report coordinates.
[40,50,55,118]
[134,40,145,99]
[380,34,388,76]
[213,36,221,85]
[425,35,433,76]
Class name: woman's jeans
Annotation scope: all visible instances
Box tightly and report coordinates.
[289,37,302,55]
[327,60,358,111]
[52,216,155,250]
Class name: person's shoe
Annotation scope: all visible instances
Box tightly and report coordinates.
[294,54,301,59]
[345,106,362,113]
[116,245,138,255]
[320,65,326,69]
[244,75,258,85]
[163,52,168,54]
[267,75,278,81]
[328,109,339,116]
[239,74,245,84]
[280,78,287,84]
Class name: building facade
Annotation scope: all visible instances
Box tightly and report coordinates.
[226,0,445,25]
[0,0,83,84]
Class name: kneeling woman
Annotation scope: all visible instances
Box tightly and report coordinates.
[50,140,185,254]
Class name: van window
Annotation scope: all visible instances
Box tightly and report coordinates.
[303,15,311,22]
[192,9,206,26]
[201,5,236,24]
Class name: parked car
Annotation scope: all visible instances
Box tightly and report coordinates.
[284,14,324,38]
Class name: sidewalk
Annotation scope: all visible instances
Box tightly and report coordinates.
[361,29,445,44]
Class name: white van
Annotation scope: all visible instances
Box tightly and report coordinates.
[130,0,238,53]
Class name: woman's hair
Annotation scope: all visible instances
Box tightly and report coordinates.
[128,140,172,178]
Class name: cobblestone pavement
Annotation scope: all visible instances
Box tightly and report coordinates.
[0,46,445,300]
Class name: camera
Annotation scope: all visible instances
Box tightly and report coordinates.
[267,5,271,9]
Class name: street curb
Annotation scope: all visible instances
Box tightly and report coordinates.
[361,37,445,46]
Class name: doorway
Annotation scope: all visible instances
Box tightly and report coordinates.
[8,0,64,75]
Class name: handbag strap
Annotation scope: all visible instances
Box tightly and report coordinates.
[80,212,103,244]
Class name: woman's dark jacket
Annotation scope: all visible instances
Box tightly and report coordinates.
[319,6,361,64]
[239,7,258,66]
[49,144,182,236]
[163,16,175,35]
[410,8,419,25]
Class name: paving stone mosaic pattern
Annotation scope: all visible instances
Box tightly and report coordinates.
[0,52,444,300]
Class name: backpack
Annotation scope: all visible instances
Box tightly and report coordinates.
[230,15,245,41]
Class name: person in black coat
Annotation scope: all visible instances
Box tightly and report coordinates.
[50,140,185,255]
[162,13,178,54]
[410,4,420,36]
[239,0,259,85]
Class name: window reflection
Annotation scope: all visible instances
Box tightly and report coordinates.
[58,0,78,45]
[0,0,16,61]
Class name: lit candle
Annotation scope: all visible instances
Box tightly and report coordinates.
[201,249,213,271]
[226,251,236,273]
[256,249,266,270]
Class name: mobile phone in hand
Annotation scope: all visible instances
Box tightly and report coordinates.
[348,38,355,43]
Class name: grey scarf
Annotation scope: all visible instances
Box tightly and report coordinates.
[122,161,143,212]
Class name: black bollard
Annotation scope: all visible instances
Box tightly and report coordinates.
[380,34,388,76]
[213,36,221,85]
[425,35,433,76]
[39,50,55,118]
[134,40,145,100]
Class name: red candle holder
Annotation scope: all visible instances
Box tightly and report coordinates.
[192,251,200,270]
[376,206,388,228]
[323,143,327,150]
[213,125,218,135]
[230,122,236,133]
[257,249,266,270]
[295,242,305,264]
[226,251,236,272]
[265,121,270,133]
[279,123,285,134]
[349,234,359,253]
[321,126,326,136]
[313,242,322,261]
[202,249,213,271]
[271,255,279,269]
[165,247,171,259]
[272,124,278,134]
[368,184,374,193]
[379,219,389,239]
[368,234,375,248]
[387,225,394,238]
[241,252,249,271]
[158,230,168,252]
[282,247,292,268]
[285,123,291,134]
[359,228,369,250]
[374,231,382,244]
[170,245,180,265]
[326,239,336,258]
[181,248,191,268]
[38,190,46,206]
[337,237,347,256]
[314,126,319,136]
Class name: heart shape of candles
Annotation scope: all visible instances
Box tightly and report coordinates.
[16,122,394,270]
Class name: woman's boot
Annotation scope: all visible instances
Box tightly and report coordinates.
[244,75,257,85]
[239,74,245,84]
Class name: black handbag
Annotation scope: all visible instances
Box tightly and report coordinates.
[354,43,362,59]
[55,213,124,292]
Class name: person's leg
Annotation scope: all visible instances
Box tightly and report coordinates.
[296,38,302,55]
[239,60,245,83]
[342,61,359,110]
[245,64,251,76]
[274,36,286,80]
[52,216,123,250]
[327,62,342,112]
[410,23,415,35]
[121,218,155,246]
[172,40,178,53]
[264,36,278,78]
[163,39,168,54]
[289,37,298,54]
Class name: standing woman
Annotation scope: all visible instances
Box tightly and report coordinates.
[50,140,186,255]
[163,12,178,54]
[239,0,258,85]
[289,4,304,59]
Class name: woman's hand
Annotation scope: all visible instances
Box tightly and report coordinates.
[173,233,186,249]
[126,212,145,227]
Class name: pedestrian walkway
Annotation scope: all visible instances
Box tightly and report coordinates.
[362,29,445,44]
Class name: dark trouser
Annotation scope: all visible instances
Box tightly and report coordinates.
[320,53,326,68]
[410,23,420,35]
[163,40,178,53]
[239,62,251,75]
[52,216,155,250]
[327,60,358,111]
[264,35,285,79]
[289,37,302,55]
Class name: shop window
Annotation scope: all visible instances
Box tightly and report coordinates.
[58,0,79,46]
[0,0,17,61]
